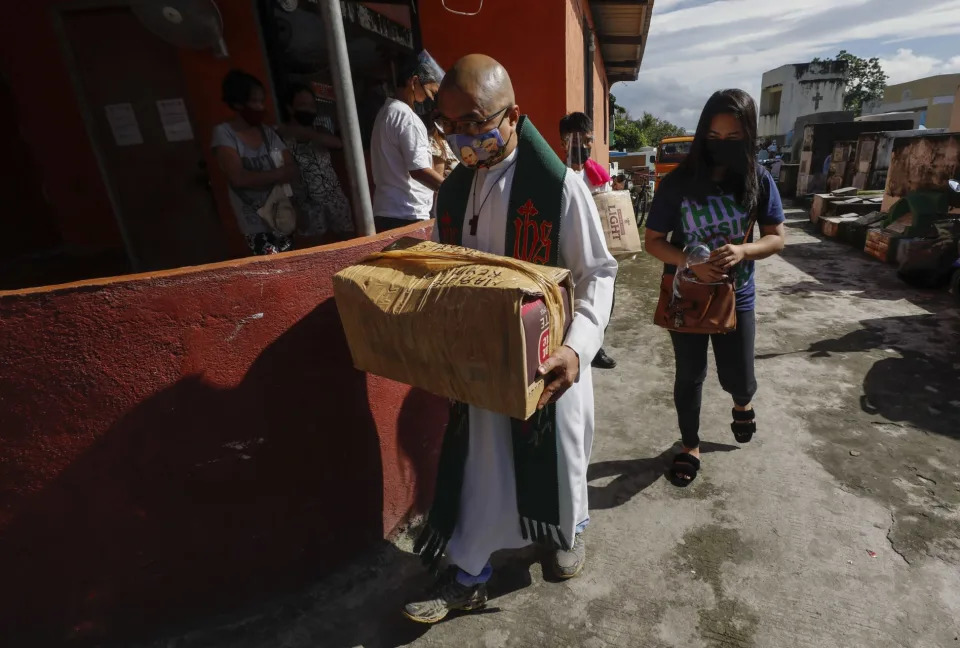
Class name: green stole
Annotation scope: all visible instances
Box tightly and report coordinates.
[415,117,571,569]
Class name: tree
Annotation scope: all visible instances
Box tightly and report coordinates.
[610,93,639,148]
[609,93,688,151]
[637,112,687,146]
[614,120,646,151]
[815,50,888,116]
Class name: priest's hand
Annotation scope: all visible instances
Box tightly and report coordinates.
[536,345,580,409]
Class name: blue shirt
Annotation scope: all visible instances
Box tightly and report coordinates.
[646,166,785,311]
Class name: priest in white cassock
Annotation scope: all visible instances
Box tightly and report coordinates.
[403,54,617,625]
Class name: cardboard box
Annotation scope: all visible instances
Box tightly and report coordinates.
[332,239,573,420]
[593,190,643,258]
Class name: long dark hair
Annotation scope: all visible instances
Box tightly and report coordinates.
[675,89,759,211]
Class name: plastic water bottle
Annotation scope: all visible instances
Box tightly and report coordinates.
[683,243,712,267]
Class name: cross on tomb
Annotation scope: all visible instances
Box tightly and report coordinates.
[812,90,824,110]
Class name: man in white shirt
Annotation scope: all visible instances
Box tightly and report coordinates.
[370,51,446,232]
[558,112,617,370]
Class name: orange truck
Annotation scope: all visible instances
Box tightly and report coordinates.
[654,135,694,189]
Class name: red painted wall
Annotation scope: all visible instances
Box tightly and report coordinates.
[0,3,120,251]
[0,1,276,258]
[176,1,280,258]
[0,223,447,645]
[420,0,568,155]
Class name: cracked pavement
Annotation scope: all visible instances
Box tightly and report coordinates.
[138,207,960,648]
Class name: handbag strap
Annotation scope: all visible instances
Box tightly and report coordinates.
[735,175,768,248]
[737,206,759,248]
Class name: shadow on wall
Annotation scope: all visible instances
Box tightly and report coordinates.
[0,298,417,646]
[396,389,447,519]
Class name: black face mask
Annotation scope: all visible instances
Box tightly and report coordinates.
[576,146,591,163]
[706,139,749,173]
[414,97,435,118]
[293,110,316,127]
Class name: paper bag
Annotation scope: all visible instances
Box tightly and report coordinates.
[593,190,643,257]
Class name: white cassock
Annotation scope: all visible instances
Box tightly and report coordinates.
[432,147,618,575]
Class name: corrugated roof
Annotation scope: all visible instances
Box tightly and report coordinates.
[591,0,653,83]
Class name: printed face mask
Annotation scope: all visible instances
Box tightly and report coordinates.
[706,139,749,173]
[445,128,509,168]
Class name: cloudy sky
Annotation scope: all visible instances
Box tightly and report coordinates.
[612,0,960,130]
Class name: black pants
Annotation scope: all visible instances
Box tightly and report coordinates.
[374,216,419,232]
[669,310,757,449]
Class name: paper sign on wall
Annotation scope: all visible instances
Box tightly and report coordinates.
[104,103,143,146]
[156,98,195,142]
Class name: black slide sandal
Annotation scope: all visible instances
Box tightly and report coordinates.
[669,453,701,487]
[731,408,756,443]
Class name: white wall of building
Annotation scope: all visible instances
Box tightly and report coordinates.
[759,62,847,142]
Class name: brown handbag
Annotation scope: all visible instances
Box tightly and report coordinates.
[653,209,758,335]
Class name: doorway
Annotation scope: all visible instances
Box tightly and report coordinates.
[61,5,227,271]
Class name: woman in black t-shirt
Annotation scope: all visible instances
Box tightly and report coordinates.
[644,89,787,486]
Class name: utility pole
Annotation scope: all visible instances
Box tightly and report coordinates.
[319,0,376,236]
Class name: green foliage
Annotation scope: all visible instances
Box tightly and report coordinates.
[814,50,888,116]
[609,93,687,152]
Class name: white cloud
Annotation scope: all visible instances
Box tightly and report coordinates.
[878,48,960,85]
[614,0,960,130]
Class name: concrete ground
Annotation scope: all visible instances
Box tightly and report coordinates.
[141,208,960,648]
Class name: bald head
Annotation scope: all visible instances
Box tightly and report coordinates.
[439,54,515,114]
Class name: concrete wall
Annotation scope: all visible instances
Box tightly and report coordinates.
[949,86,960,132]
[422,0,608,169]
[563,0,610,169]
[866,73,960,129]
[0,224,447,645]
[882,133,960,211]
[759,62,847,142]
[589,3,611,171]
[852,129,943,191]
[796,118,914,195]
[0,0,275,259]
[422,0,567,156]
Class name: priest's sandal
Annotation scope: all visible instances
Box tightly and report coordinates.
[670,452,700,487]
[402,569,488,624]
[731,407,756,443]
